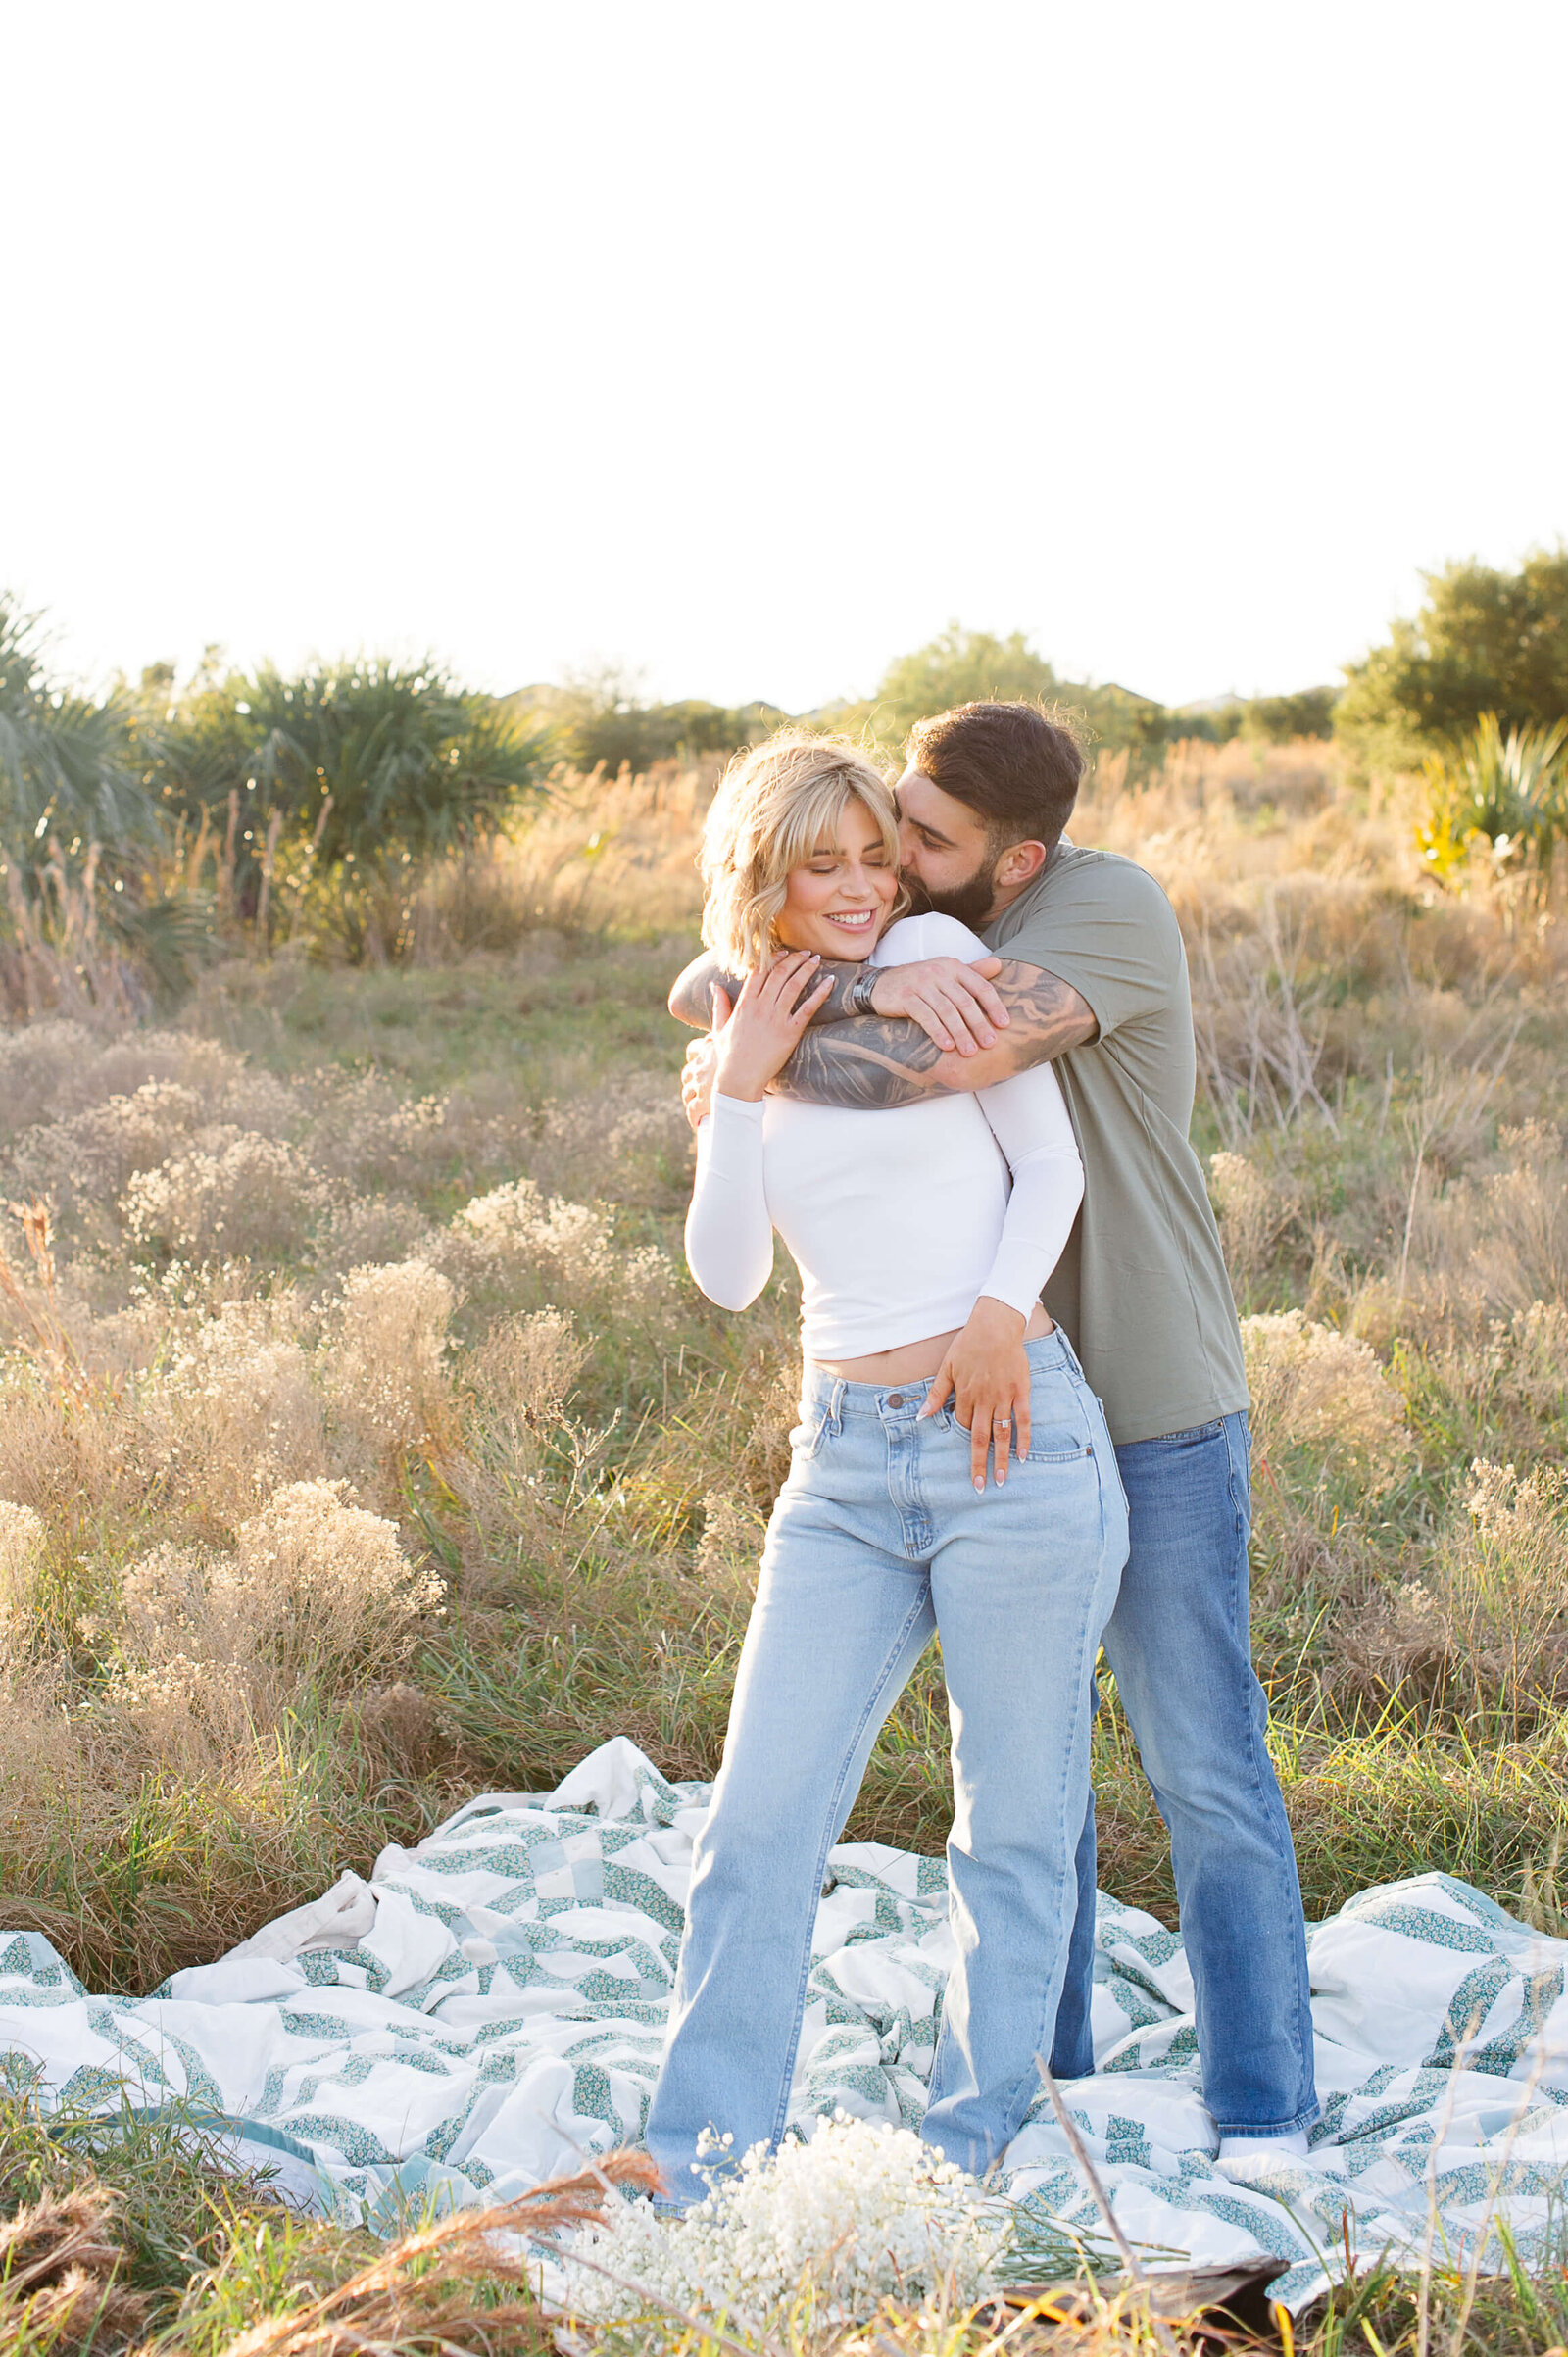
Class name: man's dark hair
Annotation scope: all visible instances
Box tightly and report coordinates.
[905,701,1085,854]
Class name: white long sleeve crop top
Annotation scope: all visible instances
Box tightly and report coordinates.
[684,912,1084,1359]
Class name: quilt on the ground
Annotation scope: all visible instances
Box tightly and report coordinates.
[3,1737,1566,2309]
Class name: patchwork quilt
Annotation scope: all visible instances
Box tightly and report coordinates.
[3,1737,1566,2309]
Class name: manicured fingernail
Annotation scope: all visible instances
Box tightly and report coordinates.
[973,1478,984,1493]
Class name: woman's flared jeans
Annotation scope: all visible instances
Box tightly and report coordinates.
[645,1330,1128,2196]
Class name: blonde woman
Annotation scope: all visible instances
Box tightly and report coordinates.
[645,732,1128,2193]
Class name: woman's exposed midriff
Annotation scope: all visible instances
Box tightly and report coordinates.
[811,1301,1054,1387]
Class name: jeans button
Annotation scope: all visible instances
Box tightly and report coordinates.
[886,1392,904,1408]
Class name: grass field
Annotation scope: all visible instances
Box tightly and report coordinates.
[2,736,1567,2352]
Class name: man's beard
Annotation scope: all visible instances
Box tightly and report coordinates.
[901,861,999,931]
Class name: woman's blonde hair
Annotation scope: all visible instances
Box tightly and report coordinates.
[700,730,909,973]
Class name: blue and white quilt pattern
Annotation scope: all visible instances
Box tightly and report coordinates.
[3,1739,1566,2309]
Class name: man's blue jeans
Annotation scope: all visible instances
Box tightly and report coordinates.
[647,1331,1128,2197]
[1048,1411,1319,2137]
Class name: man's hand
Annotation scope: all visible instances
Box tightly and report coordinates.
[868,957,1008,1055]
[681,1028,719,1131]
[919,1297,1034,1489]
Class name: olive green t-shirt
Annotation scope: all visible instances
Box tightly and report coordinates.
[984,842,1248,1446]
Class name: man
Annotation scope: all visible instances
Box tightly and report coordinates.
[669,701,1318,2164]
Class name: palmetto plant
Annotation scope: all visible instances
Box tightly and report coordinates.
[1418,712,1568,895]
[0,595,157,862]
[154,658,557,925]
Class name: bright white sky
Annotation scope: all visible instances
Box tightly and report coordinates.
[3,1,1565,712]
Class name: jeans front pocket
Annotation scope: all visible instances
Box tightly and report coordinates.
[787,1408,831,1462]
[1022,1369,1097,1462]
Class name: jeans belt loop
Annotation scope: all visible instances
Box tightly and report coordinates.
[829,1379,845,1436]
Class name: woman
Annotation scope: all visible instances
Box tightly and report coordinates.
[645,731,1128,2193]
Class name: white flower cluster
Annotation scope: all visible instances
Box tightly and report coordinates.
[564,2114,1007,2331]
[122,1131,328,1262]
[455,1179,676,1314]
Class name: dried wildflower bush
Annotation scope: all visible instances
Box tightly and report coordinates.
[1208,1150,1296,1298]
[0,1360,145,1535]
[0,1498,47,1665]
[122,1133,329,1264]
[308,1191,433,1286]
[113,1479,444,1746]
[466,1309,589,1451]
[136,1293,329,1521]
[692,1490,766,1600]
[304,1072,465,1195]
[7,1079,205,1233]
[564,2112,1007,2331]
[320,1258,459,1481]
[0,1022,240,1140]
[1242,1309,1413,1496]
[1412,1119,1568,1313]
[1348,1463,1568,1734]
[524,1070,693,1209]
[449,1178,680,1340]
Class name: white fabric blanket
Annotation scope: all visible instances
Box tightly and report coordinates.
[3,1738,1566,2310]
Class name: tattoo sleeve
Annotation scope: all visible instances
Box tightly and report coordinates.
[668,952,738,1028]
[669,954,883,1029]
[770,961,1097,1110]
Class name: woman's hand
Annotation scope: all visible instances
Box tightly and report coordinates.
[919,1297,1033,1490]
[710,952,834,1103]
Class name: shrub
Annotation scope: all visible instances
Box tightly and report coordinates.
[1242,1309,1412,1494]
[1348,1462,1568,1735]
[122,1133,328,1262]
[321,1258,459,1477]
[152,657,555,925]
[1416,712,1567,894]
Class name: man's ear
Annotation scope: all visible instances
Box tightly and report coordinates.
[994,840,1049,893]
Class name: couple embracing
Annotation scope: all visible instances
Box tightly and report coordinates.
[645,702,1318,2193]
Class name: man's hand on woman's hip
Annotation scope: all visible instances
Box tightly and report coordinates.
[681,1031,718,1132]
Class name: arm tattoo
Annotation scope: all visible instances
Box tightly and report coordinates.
[772,1018,948,1107]
[668,951,741,1029]
[771,961,1097,1110]
[670,951,871,1031]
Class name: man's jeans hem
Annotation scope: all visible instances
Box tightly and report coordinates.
[1211,2101,1322,2139]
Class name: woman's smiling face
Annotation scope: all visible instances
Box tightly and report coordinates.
[773,795,899,960]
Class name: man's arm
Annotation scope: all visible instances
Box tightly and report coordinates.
[670,945,1011,1053]
[669,951,736,1029]
[770,962,1096,1108]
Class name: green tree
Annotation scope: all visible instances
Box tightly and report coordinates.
[1338,550,1568,767]
[844,625,1062,747]
[1242,686,1339,743]
[521,664,780,771]
[841,624,1174,768]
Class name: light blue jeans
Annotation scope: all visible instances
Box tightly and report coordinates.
[645,1329,1129,2195]
[1048,1412,1320,2137]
